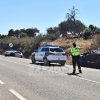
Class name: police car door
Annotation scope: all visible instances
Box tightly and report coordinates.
[35,47,42,61]
[39,47,49,61]
[38,47,46,61]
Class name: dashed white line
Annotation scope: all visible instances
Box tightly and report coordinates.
[9,89,27,100]
[0,80,5,84]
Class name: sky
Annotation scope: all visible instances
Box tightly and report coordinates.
[0,0,100,35]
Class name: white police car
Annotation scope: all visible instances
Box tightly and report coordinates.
[31,45,67,66]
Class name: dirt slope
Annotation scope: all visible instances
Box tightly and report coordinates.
[41,37,92,64]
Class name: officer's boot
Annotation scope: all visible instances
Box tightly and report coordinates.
[79,69,82,73]
[72,70,75,74]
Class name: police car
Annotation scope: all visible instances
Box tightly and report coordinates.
[31,44,67,66]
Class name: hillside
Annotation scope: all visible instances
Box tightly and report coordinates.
[41,37,92,65]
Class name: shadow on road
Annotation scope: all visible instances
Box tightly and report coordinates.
[67,72,81,77]
[30,62,63,67]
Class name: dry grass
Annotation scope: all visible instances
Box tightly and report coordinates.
[41,37,92,65]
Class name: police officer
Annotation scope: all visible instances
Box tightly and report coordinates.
[71,42,82,74]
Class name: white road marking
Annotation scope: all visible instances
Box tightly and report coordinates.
[0,58,100,84]
[0,80,5,84]
[9,89,27,100]
[42,69,100,84]
[72,75,100,84]
[28,65,100,84]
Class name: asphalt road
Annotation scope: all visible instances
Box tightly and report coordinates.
[0,55,100,100]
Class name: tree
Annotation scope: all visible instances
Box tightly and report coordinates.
[46,27,54,34]
[26,28,39,37]
[74,20,86,35]
[46,26,60,39]
[8,29,21,38]
[82,28,92,40]
[89,24,96,36]
[0,34,7,39]
[59,20,86,37]
[58,21,68,36]
[8,29,15,36]
[95,27,100,34]
[66,6,79,24]
[58,6,86,37]
[65,6,86,36]
[20,28,26,33]
[46,27,59,34]
[20,32,27,38]
[32,28,40,35]
[15,30,20,38]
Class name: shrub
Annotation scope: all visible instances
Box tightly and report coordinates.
[45,34,59,41]
[82,28,92,40]
[91,35,100,50]
[0,35,45,58]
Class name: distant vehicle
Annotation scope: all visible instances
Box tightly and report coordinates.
[14,51,23,58]
[4,50,23,58]
[31,46,67,66]
[4,50,17,56]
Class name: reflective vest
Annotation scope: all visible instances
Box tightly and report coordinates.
[71,47,80,56]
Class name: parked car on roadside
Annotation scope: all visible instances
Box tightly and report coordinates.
[4,50,17,56]
[4,50,23,58]
[31,45,67,66]
[14,51,23,58]
[80,50,100,69]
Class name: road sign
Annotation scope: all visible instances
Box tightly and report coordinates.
[9,43,13,47]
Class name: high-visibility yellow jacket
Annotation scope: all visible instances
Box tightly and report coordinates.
[71,47,80,56]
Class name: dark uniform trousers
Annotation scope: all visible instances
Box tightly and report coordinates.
[72,55,81,71]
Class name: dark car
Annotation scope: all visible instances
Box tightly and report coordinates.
[80,50,100,69]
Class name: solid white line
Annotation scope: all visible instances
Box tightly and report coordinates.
[9,89,27,100]
[0,80,5,84]
[29,66,100,84]
[0,58,100,84]
[71,75,100,84]
[45,69,100,84]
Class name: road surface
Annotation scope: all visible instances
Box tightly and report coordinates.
[0,55,100,100]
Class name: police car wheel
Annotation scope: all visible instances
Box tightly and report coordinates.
[60,62,65,66]
[32,56,36,64]
[43,58,49,66]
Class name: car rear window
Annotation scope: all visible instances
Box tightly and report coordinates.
[50,48,64,52]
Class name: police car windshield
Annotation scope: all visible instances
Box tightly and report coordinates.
[50,48,64,52]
